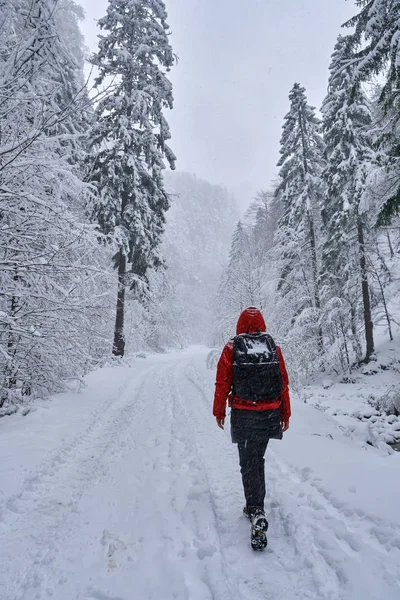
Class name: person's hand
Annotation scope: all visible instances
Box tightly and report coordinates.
[216,417,225,430]
[281,420,290,433]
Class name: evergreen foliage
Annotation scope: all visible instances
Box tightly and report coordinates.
[1,0,400,413]
[344,0,400,106]
[274,83,325,360]
[320,34,376,363]
[88,0,176,357]
[216,10,400,377]
[344,1,400,225]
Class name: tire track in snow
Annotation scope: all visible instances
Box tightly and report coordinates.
[83,366,200,600]
[0,368,141,523]
[166,368,241,600]
[25,359,238,600]
[3,348,399,600]
[88,364,239,600]
[0,367,155,600]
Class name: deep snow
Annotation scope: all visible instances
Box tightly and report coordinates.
[0,347,399,600]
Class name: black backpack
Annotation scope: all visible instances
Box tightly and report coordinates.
[232,333,283,401]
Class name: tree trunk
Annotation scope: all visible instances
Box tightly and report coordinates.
[386,230,394,259]
[308,212,323,352]
[339,316,351,373]
[350,303,362,362]
[1,274,19,407]
[6,293,18,387]
[112,247,126,357]
[375,269,393,342]
[357,217,374,362]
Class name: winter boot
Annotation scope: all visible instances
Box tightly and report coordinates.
[250,509,268,551]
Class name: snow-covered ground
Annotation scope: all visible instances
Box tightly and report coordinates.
[302,321,400,450]
[1,347,399,600]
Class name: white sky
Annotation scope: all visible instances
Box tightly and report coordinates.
[78,0,356,207]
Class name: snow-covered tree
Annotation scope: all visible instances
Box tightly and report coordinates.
[125,269,185,352]
[215,220,265,340]
[0,0,113,410]
[344,1,400,225]
[88,0,176,357]
[344,0,400,104]
[230,221,263,308]
[274,83,325,357]
[244,189,282,257]
[321,35,376,363]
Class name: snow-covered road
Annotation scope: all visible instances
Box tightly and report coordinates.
[1,347,399,600]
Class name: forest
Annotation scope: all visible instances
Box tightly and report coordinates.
[0,0,399,417]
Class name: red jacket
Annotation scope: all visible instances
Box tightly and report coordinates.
[213,307,291,422]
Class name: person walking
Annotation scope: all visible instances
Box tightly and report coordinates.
[213,307,291,550]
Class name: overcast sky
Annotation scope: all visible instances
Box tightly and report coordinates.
[78,0,356,207]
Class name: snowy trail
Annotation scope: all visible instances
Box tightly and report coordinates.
[1,347,399,600]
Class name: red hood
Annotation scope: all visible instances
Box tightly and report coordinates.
[236,307,266,335]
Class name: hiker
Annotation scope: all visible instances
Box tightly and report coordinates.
[213,306,291,549]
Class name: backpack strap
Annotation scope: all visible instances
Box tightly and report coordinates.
[231,336,237,408]
[264,334,283,409]
[264,333,277,355]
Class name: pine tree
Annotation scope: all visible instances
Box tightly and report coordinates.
[321,35,376,363]
[274,83,325,353]
[89,0,176,357]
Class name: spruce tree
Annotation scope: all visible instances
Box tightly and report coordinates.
[321,35,376,362]
[274,83,325,352]
[89,0,176,357]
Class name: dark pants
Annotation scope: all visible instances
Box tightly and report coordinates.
[231,407,282,513]
[238,439,269,512]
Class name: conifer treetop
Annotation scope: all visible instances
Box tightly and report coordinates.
[321,34,374,211]
[91,0,175,169]
[89,0,176,294]
[276,83,325,224]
